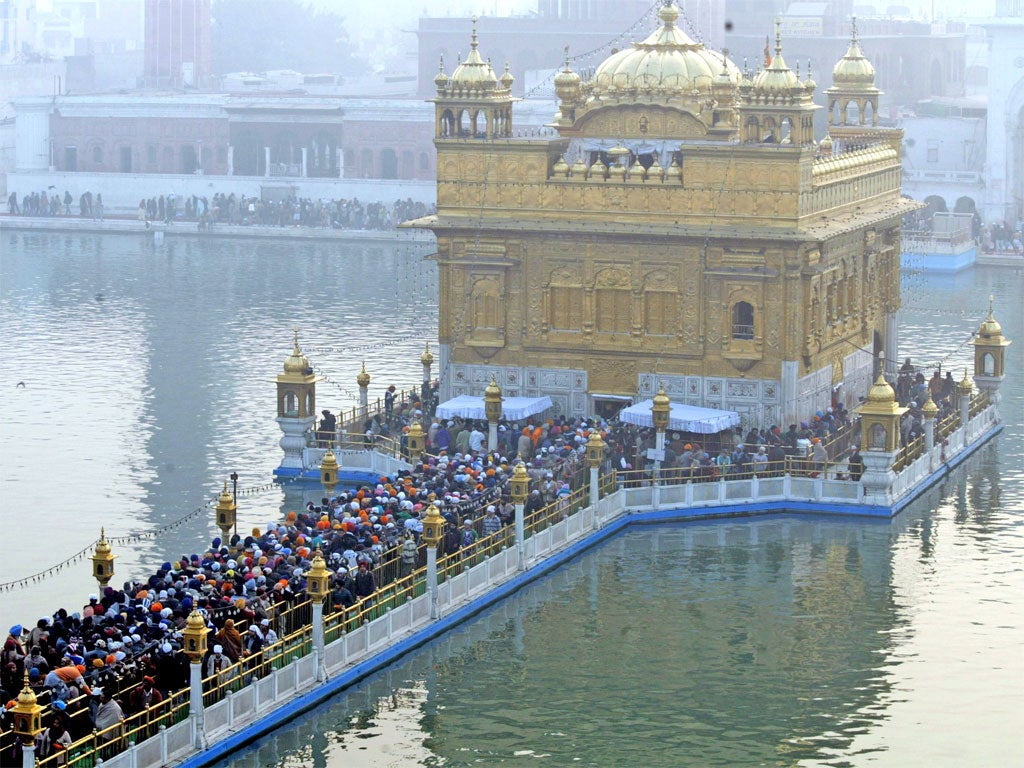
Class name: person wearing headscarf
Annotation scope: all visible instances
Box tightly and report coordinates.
[214,619,242,662]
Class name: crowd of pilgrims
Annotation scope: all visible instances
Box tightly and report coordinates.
[4,189,434,231]
[0,388,880,761]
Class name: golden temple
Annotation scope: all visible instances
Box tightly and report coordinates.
[409,5,917,426]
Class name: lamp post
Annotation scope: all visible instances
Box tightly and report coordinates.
[586,429,605,518]
[357,362,370,423]
[11,672,42,768]
[421,503,444,619]
[650,384,671,509]
[421,342,434,385]
[484,376,503,453]
[215,481,236,542]
[320,449,339,497]
[510,460,530,571]
[91,527,116,591]
[229,471,239,537]
[306,548,330,682]
[182,609,209,749]
[406,419,425,459]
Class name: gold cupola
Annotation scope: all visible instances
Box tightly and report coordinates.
[276,329,318,420]
[751,20,800,92]
[449,17,498,92]
[431,15,516,140]
[826,17,881,127]
[855,372,907,453]
[433,56,449,92]
[972,295,1012,379]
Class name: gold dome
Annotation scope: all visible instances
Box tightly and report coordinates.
[976,295,1003,339]
[434,56,449,90]
[553,48,581,101]
[866,373,896,404]
[553,155,570,176]
[591,2,740,99]
[420,342,434,367]
[185,608,207,633]
[356,361,370,388]
[832,18,876,88]
[283,329,311,375]
[570,155,589,177]
[500,62,514,89]
[752,20,800,91]
[16,675,38,708]
[484,375,502,399]
[921,393,939,419]
[450,17,498,90]
[94,527,111,556]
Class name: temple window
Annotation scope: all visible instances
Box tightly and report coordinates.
[731,301,755,340]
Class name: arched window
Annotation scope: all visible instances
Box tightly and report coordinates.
[284,392,298,416]
[732,302,755,340]
[983,352,995,376]
[93,145,104,164]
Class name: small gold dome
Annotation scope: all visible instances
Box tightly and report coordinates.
[570,156,589,177]
[94,527,111,556]
[356,362,370,388]
[283,330,311,375]
[753,21,801,91]
[866,373,896,404]
[652,384,671,411]
[921,393,939,419]
[500,61,514,89]
[553,155,570,176]
[832,18,876,88]
[648,155,664,179]
[664,156,682,181]
[185,608,207,633]
[421,342,434,367]
[450,17,498,90]
[16,676,38,708]
[434,56,448,90]
[590,156,607,179]
[977,296,1003,339]
[484,376,502,399]
[554,48,581,101]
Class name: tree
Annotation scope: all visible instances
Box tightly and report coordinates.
[212,0,361,76]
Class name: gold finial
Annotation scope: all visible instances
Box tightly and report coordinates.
[96,527,110,555]
[774,17,783,59]
[988,294,995,317]
[563,45,571,70]
[292,326,301,354]
[421,341,434,367]
[851,15,858,43]
[357,361,370,388]
[470,15,478,50]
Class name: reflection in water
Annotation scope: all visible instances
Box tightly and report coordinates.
[2,234,1022,766]
[0,231,436,628]
[216,519,903,768]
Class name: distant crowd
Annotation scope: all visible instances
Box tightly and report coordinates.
[5,189,434,231]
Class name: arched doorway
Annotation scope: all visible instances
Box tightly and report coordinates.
[180,145,197,174]
[380,148,398,179]
[924,195,948,217]
[954,196,976,214]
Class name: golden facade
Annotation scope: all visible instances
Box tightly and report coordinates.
[410,7,916,426]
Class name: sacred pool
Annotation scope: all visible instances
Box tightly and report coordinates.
[1,232,1021,766]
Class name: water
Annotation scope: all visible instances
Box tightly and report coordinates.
[2,233,1022,766]
[0,231,437,626]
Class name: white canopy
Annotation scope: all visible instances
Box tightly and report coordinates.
[434,394,554,422]
[617,399,741,434]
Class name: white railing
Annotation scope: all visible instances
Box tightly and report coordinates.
[108,402,1001,768]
